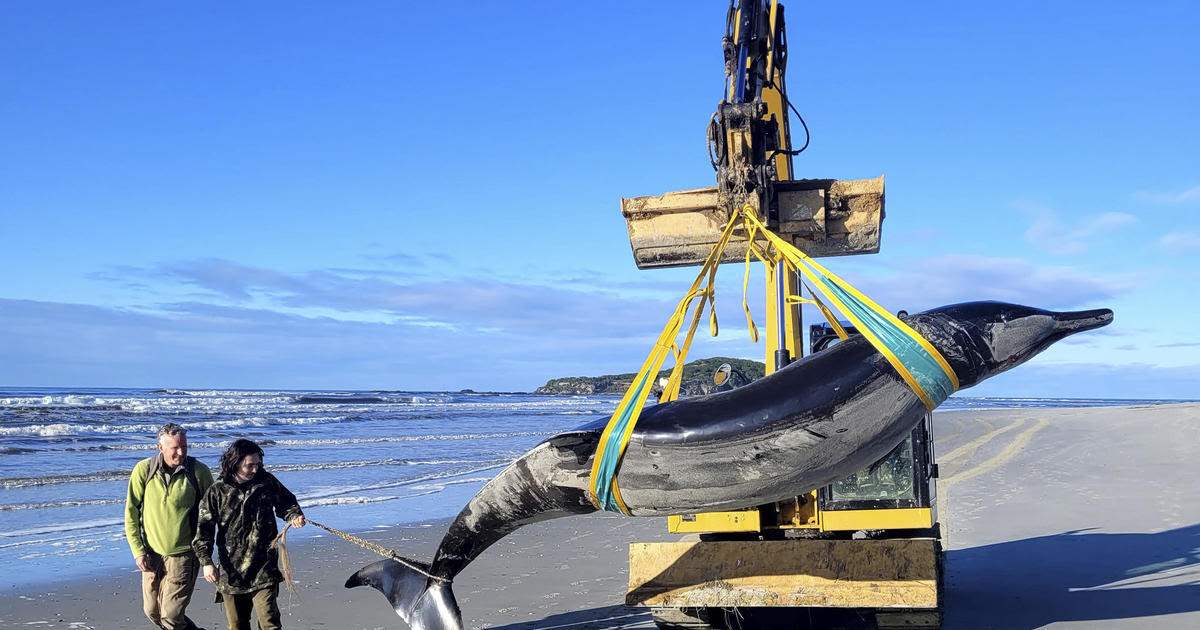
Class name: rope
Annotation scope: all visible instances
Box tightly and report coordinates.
[271,519,450,583]
[273,523,301,599]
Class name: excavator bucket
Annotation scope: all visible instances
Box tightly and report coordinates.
[621,176,884,269]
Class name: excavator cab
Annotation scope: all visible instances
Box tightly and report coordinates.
[810,323,939,531]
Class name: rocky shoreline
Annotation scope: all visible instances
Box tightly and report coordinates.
[534,356,765,396]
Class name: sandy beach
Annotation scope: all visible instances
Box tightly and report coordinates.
[3,403,1199,629]
[0,513,677,630]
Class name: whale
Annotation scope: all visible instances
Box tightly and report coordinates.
[346,301,1113,630]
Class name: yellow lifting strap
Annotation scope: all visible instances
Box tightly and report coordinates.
[588,211,743,514]
[787,291,850,341]
[737,206,959,410]
[588,205,958,514]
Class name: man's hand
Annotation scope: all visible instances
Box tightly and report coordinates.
[203,564,218,584]
[135,554,151,572]
[290,514,306,528]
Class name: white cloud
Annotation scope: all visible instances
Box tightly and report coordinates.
[114,258,683,340]
[1134,185,1200,205]
[1078,212,1138,235]
[823,254,1133,314]
[1020,206,1137,256]
[1158,231,1200,253]
[0,297,662,391]
[6,252,1156,392]
[28,255,799,390]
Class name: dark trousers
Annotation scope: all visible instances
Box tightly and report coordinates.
[221,585,281,630]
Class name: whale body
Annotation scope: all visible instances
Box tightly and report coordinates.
[346,301,1113,630]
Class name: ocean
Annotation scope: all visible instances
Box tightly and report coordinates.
[0,387,1186,588]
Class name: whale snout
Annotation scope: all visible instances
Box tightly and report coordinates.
[921,301,1115,389]
[1053,308,1114,334]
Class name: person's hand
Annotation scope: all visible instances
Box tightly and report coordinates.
[135,554,151,572]
[290,514,306,528]
[203,564,218,584]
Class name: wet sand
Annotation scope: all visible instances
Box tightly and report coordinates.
[0,513,677,630]
[2,403,1199,629]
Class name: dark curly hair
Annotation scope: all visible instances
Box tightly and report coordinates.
[219,438,265,482]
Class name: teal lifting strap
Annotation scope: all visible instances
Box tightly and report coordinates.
[816,277,955,407]
[592,374,652,513]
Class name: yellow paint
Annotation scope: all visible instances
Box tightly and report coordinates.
[668,510,761,534]
[764,261,801,373]
[819,507,934,532]
[776,492,819,527]
[761,82,792,181]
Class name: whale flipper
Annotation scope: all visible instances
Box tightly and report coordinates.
[346,558,461,630]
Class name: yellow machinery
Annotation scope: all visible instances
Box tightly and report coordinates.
[620,2,942,628]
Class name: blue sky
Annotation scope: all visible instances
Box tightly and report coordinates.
[2,2,1197,398]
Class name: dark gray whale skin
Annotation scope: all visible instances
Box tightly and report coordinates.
[346,301,1113,630]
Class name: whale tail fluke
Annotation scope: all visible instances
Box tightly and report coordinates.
[346,558,462,630]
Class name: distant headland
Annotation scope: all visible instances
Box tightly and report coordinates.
[534,357,765,396]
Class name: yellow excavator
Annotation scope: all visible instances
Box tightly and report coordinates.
[619,2,943,628]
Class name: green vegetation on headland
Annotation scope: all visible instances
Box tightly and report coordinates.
[534,357,766,396]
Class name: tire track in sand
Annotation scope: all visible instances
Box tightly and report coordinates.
[930,415,981,451]
[938,417,1015,466]
[940,418,1049,490]
[938,417,1048,545]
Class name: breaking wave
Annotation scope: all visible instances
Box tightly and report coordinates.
[0,415,352,438]
[0,498,124,512]
[293,395,386,404]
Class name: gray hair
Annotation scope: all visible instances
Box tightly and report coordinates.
[157,423,187,440]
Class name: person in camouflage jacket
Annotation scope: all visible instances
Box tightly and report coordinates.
[193,439,304,630]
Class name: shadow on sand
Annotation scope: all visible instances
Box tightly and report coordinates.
[488,605,653,630]
[946,523,1200,629]
[492,524,1200,630]
[488,605,883,630]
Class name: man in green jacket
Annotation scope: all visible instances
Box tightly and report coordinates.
[125,423,214,630]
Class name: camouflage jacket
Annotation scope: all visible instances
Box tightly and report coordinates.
[192,470,303,594]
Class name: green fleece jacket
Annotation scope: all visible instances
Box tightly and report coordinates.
[125,455,214,558]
